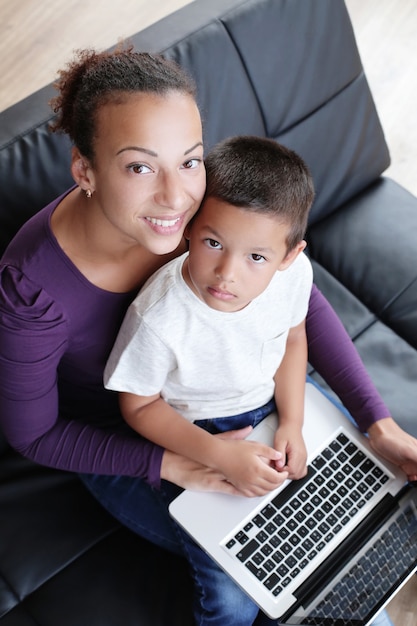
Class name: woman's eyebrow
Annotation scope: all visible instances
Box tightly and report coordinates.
[116,146,157,157]
[185,141,203,155]
[117,141,203,157]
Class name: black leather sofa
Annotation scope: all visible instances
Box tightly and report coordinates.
[1,0,416,624]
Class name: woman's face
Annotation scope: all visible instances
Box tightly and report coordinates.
[87,91,206,256]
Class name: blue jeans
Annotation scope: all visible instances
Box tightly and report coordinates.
[80,471,263,625]
[80,379,394,626]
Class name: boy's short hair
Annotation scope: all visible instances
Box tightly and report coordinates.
[204,136,315,251]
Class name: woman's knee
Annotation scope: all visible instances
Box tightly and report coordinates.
[79,473,184,555]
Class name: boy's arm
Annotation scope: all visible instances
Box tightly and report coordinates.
[119,392,287,497]
[273,319,308,479]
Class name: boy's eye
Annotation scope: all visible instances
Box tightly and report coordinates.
[251,253,266,263]
[128,163,152,174]
[205,238,222,249]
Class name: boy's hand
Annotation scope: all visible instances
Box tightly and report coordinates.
[213,439,289,497]
[273,425,307,479]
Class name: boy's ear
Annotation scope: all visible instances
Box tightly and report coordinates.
[70,147,95,193]
[278,240,307,271]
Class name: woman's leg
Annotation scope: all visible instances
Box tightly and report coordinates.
[80,472,273,625]
[370,610,394,626]
[80,472,184,555]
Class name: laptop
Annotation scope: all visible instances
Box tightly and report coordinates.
[169,381,417,624]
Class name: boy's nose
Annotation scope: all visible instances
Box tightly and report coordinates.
[216,255,236,282]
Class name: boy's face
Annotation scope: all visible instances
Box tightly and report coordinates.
[183,198,305,312]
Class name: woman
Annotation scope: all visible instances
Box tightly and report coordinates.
[0,46,415,625]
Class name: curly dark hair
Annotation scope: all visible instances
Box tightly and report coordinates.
[49,43,197,162]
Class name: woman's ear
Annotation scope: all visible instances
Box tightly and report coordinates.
[278,240,307,271]
[70,147,95,193]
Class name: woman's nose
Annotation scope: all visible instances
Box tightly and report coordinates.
[154,171,187,211]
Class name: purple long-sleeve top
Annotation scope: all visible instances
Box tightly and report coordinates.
[0,191,390,488]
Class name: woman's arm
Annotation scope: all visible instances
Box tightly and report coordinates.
[306,284,390,431]
[0,266,264,493]
[0,266,166,487]
[307,283,417,481]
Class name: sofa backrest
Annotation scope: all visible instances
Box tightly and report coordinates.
[0,0,390,259]
[0,0,392,453]
[154,0,390,221]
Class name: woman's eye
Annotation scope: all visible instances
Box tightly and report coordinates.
[128,163,152,174]
[251,253,266,263]
[205,238,222,249]
[182,158,201,170]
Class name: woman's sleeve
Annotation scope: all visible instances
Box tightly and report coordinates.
[306,283,390,431]
[0,265,163,487]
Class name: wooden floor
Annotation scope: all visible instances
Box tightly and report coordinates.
[0,0,193,113]
[0,0,416,198]
[0,1,416,623]
[345,0,417,198]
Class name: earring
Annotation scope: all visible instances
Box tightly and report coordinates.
[85,189,92,199]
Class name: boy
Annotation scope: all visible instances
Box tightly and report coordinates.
[104,136,314,497]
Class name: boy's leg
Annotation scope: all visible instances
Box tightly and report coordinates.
[178,529,262,625]
[194,399,276,434]
[160,479,271,626]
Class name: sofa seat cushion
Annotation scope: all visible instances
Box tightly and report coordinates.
[0,449,193,625]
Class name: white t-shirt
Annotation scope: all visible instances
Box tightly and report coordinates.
[104,251,313,422]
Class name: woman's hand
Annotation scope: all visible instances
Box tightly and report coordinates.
[161,450,242,494]
[160,425,288,496]
[367,417,417,482]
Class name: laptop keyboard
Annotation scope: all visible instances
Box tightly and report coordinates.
[223,431,390,598]
[303,501,417,623]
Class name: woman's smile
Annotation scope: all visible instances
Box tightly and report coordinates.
[144,213,184,235]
